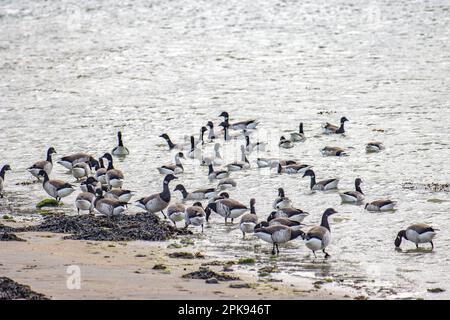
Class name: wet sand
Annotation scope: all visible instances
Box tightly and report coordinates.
[0,221,352,299]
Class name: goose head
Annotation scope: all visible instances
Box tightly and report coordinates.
[395,230,406,247]
[47,147,57,155]
[173,184,186,192]
[206,121,214,129]
[159,133,170,141]
[323,208,338,217]
[219,111,229,119]
[193,202,203,208]
[267,211,277,222]
[164,174,178,184]
[340,117,349,123]
[101,153,113,162]
[177,152,186,160]
[1,164,12,172]
[302,169,315,178]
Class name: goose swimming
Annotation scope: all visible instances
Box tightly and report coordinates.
[366,142,385,153]
[216,178,237,190]
[303,169,339,191]
[112,131,130,156]
[272,188,292,209]
[304,208,337,258]
[323,117,349,134]
[276,163,311,175]
[219,111,259,130]
[290,123,306,142]
[279,136,294,149]
[207,162,229,180]
[159,133,188,151]
[158,152,185,175]
[226,145,250,171]
[365,199,396,212]
[339,178,364,203]
[28,147,56,180]
[257,158,297,168]
[320,146,348,157]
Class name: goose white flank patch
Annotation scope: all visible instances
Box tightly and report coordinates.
[272,188,292,209]
[39,170,75,202]
[75,184,95,214]
[320,146,348,157]
[112,131,130,156]
[158,152,185,175]
[365,199,397,212]
[93,189,127,217]
[290,122,306,142]
[219,111,259,130]
[276,163,311,175]
[304,208,337,258]
[279,136,294,149]
[101,153,124,189]
[323,116,349,134]
[254,225,305,255]
[366,141,385,153]
[28,147,56,180]
[135,174,177,218]
[207,198,248,224]
[0,165,12,198]
[167,202,186,228]
[395,223,437,250]
[226,145,250,171]
[105,189,135,203]
[239,198,258,238]
[302,169,339,191]
[185,202,206,233]
[57,152,92,170]
[207,162,229,180]
[268,207,309,223]
[339,178,365,203]
[174,184,217,201]
[72,161,92,181]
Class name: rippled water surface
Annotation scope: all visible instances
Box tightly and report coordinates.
[1,0,450,299]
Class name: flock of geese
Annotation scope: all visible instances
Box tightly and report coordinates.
[0,112,438,258]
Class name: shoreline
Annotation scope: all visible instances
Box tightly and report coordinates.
[1,219,354,300]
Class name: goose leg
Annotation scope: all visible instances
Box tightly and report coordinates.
[271,244,276,255]
[430,241,434,250]
[323,249,330,258]
[77,208,80,215]
[276,244,280,255]
[160,210,167,219]
[416,244,419,249]
[224,217,228,225]
[313,251,317,258]
[231,218,234,224]
[242,231,246,239]
[201,224,204,233]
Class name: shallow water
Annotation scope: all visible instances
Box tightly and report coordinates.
[1,0,450,299]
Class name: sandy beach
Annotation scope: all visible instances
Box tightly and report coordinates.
[0,219,353,300]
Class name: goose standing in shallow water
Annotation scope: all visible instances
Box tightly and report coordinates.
[174,184,217,201]
[101,153,124,189]
[304,208,337,258]
[365,199,396,212]
[185,202,206,233]
[303,169,339,191]
[339,178,365,203]
[93,189,127,218]
[57,152,92,171]
[290,123,306,142]
[75,184,96,214]
[112,131,130,156]
[167,203,186,228]
[279,136,294,149]
[28,147,56,180]
[39,170,75,203]
[366,141,385,153]
[239,198,258,238]
[135,174,177,218]
[323,117,349,134]
[207,198,248,224]
[219,111,259,130]
[272,188,292,209]
[0,165,11,198]
[395,224,437,250]
[254,225,305,255]
[157,152,185,175]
